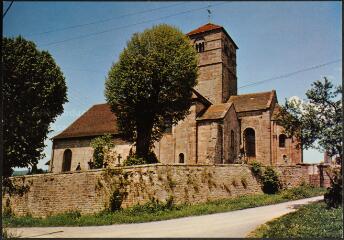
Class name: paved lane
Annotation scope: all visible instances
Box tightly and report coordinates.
[9,196,323,238]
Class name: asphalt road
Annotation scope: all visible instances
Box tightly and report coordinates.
[8,196,323,238]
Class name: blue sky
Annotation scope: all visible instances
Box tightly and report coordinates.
[3,1,342,169]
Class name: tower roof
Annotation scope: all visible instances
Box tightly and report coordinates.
[187,23,238,49]
[187,23,223,36]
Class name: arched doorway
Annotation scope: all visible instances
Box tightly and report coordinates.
[244,128,255,157]
[62,149,72,172]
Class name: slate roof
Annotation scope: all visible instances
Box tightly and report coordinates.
[53,103,118,139]
[227,90,276,113]
[197,102,234,121]
[187,23,239,49]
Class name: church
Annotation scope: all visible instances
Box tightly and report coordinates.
[49,23,302,173]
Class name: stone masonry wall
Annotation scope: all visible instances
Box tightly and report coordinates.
[2,164,312,218]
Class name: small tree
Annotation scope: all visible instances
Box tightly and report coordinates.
[105,24,198,161]
[277,77,342,160]
[90,134,115,168]
[3,36,67,178]
[277,77,342,207]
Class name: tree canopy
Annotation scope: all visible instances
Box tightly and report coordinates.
[3,36,68,177]
[105,24,198,159]
[277,77,342,160]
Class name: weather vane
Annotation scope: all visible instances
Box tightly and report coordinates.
[207,4,212,23]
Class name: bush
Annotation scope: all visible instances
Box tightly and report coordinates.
[90,134,114,169]
[262,166,281,194]
[123,150,158,166]
[251,161,263,178]
[128,196,175,214]
[324,167,342,208]
[123,156,146,166]
[109,189,124,211]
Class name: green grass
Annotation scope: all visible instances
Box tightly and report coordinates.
[3,186,326,227]
[248,201,343,238]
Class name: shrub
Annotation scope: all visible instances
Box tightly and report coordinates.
[262,166,281,194]
[123,150,159,166]
[251,160,263,178]
[65,211,81,220]
[109,189,124,211]
[280,186,312,200]
[90,134,114,168]
[324,167,342,208]
[128,196,175,214]
[123,156,146,166]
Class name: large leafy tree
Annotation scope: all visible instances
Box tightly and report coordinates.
[105,24,198,159]
[277,77,342,160]
[3,36,68,177]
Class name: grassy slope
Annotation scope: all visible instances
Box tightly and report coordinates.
[4,186,326,227]
[248,201,343,238]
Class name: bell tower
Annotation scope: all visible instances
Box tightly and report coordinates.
[187,23,238,104]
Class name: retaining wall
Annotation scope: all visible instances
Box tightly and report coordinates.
[2,164,313,217]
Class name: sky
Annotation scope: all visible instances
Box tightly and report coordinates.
[3,1,342,170]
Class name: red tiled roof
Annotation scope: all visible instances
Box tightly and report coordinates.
[53,103,118,139]
[187,23,239,49]
[187,23,223,36]
[228,91,276,112]
[197,102,234,121]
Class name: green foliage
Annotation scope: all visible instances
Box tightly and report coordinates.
[109,189,124,211]
[128,196,175,214]
[324,167,342,208]
[261,167,281,194]
[3,186,325,227]
[123,149,158,166]
[280,186,319,200]
[249,201,343,238]
[28,163,45,175]
[250,161,263,178]
[105,24,198,159]
[90,134,114,168]
[277,77,342,159]
[3,36,68,178]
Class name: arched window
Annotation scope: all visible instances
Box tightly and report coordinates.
[179,153,184,163]
[279,134,287,148]
[195,39,205,53]
[244,128,255,157]
[62,149,72,172]
[230,130,235,152]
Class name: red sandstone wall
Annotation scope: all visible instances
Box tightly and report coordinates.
[239,110,272,165]
[2,164,316,218]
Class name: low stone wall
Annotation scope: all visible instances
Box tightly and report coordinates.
[2,164,313,218]
[274,165,310,188]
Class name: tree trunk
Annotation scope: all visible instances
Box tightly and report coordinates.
[136,117,154,160]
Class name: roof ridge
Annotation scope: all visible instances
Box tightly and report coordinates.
[229,90,274,99]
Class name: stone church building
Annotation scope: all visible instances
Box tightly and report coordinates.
[49,23,302,173]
